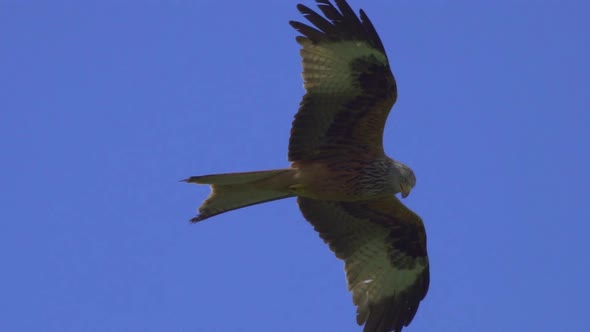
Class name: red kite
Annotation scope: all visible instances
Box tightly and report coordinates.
[184,1,429,331]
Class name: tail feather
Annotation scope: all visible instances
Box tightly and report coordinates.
[184,169,296,222]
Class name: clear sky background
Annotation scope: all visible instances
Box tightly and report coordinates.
[1,1,589,331]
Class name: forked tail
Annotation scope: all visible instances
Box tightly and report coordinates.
[183,169,296,222]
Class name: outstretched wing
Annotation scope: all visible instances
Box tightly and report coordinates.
[297,196,429,332]
[289,0,397,162]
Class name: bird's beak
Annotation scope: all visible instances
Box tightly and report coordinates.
[400,184,411,198]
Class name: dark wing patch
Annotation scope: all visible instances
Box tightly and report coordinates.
[297,196,429,332]
[289,0,397,162]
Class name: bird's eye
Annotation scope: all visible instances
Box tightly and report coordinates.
[400,176,407,182]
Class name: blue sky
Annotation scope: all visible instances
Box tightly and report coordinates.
[1,1,589,331]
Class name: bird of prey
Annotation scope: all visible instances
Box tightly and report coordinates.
[183,1,429,331]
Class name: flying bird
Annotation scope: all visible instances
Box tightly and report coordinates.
[183,1,429,331]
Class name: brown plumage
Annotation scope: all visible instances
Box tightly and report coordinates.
[184,1,429,331]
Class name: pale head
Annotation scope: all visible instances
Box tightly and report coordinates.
[393,161,416,198]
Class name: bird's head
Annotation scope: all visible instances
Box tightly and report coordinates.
[395,162,416,198]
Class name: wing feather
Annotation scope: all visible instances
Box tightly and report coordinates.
[296,4,339,35]
[289,0,397,161]
[297,196,429,332]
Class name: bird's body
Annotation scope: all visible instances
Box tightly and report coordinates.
[184,1,429,331]
[294,157,414,201]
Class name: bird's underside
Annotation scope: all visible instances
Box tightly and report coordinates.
[184,1,429,332]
